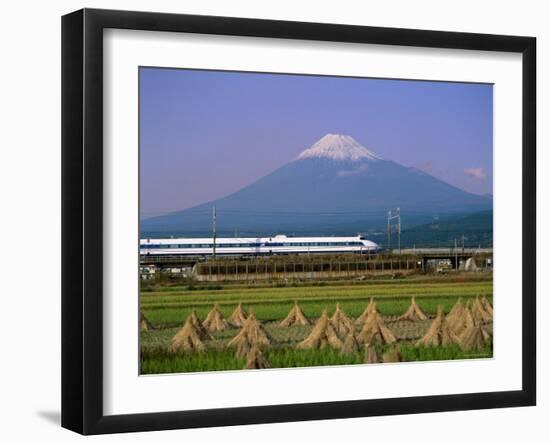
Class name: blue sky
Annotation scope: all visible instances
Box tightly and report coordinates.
[140,67,493,218]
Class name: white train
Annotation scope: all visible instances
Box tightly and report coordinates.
[140,234,379,256]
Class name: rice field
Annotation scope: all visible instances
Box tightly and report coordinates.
[140,276,493,374]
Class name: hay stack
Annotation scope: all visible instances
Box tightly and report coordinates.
[330,303,355,337]
[244,345,270,369]
[396,297,428,322]
[227,313,273,358]
[446,299,475,336]
[188,309,210,340]
[416,305,460,347]
[170,315,207,352]
[202,304,231,332]
[364,343,380,364]
[356,312,397,345]
[140,312,154,331]
[228,302,248,327]
[382,348,403,363]
[445,298,466,332]
[480,295,493,316]
[471,297,492,324]
[355,298,377,325]
[459,323,491,351]
[297,310,342,350]
[460,305,475,335]
[481,323,493,340]
[279,301,311,327]
[339,332,360,355]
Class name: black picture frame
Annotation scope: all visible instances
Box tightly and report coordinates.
[61,8,536,435]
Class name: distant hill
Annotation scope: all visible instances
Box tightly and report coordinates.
[397,210,493,249]
[141,134,492,237]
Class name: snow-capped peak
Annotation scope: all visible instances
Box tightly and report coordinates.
[297,134,380,161]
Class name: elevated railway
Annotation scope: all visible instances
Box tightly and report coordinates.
[140,248,493,281]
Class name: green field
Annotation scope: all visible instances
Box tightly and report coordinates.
[140,275,493,374]
[141,278,493,327]
[141,343,492,374]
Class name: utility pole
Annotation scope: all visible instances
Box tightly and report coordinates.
[387,208,401,254]
[387,210,392,253]
[462,234,465,252]
[212,206,217,258]
[454,238,458,272]
[397,207,401,255]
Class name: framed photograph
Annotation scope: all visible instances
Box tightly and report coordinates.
[62,8,536,435]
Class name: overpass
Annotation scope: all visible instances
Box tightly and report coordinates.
[394,248,493,270]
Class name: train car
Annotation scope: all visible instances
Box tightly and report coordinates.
[140,234,379,256]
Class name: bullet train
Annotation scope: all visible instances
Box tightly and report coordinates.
[140,234,379,256]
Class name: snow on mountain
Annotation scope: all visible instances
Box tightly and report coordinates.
[297,134,381,162]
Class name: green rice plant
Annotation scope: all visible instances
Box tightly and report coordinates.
[398,342,493,361]
[140,340,493,375]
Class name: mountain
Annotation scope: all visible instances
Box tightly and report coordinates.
[141,134,492,237]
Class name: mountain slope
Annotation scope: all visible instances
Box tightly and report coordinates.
[400,210,493,248]
[142,134,492,236]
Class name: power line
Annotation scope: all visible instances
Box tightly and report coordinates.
[140,203,488,218]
